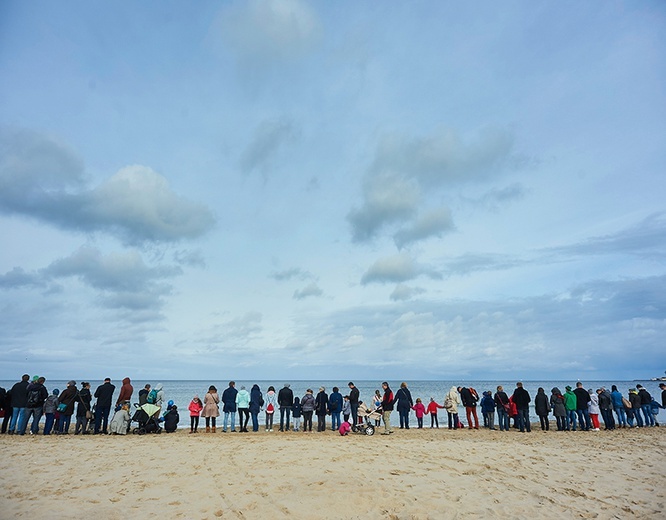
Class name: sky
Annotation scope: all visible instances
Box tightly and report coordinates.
[1,0,665,381]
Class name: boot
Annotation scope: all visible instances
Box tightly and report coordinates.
[212,426,216,433]
[206,426,211,433]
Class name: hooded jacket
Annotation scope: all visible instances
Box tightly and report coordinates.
[188,398,203,417]
[629,390,641,410]
[588,392,600,415]
[564,389,577,411]
[10,379,30,408]
[222,385,238,413]
[117,377,133,404]
[534,389,551,416]
[480,392,495,413]
[236,388,250,409]
[154,383,165,407]
[202,391,220,418]
[444,386,460,414]
[249,385,263,414]
[76,388,92,417]
[301,392,315,413]
[58,385,78,415]
[550,388,566,417]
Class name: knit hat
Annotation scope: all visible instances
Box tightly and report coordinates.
[565,386,572,391]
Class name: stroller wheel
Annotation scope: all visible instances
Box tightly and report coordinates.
[365,425,375,436]
[137,427,146,435]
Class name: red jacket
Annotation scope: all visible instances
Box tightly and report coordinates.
[188,399,203,417]
[412,402,426,418]
[117,377,133,404]
[427,401,443,414]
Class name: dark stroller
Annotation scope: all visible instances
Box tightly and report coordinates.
[132,403,162,435]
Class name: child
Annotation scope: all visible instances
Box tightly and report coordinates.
[43,389,59,435]
[480,391,496,430]
[265,386,277,431]
[108,403,131,435]
[188,395,203,434]
[411,398,426,429]
[342,395,351,423]
[164,405,180,433]
[373,390,382,426]
[292,396,302,432]
[339,420,351,436]
[427,397,444,428]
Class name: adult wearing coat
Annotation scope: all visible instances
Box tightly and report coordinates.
[278,384,294,432]
[301,389,315,432]
[236,386,251,433]
[249,384,263,432]
[534,387,551,431]
[550,388,567,431]
[57,381,78,434]
[94,378,116,434]
[512,382,531,433]
[458,386,479,429]
[116,377,133,406]
[628,389,642,427]
[221,382,238,433]
[202,385,220,433]
[328,387,343,431]
[75,382,92,435]
[315,387,329,432]
[393,382,414,429]
[573,382,592,431]
[8,374,30,434]
[636,385,654,426]
[494,386,510,432]
[445,386,461,430]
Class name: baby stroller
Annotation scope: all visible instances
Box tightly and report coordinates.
[132,403,162,435]
[353,402,382,436]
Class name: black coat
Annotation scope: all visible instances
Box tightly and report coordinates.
[10,380,29,408]
[249,385,263,414]
[394,387,414,411]
[512,387,531,410]
[573,387,590,410]
[164,409,179,432]
[76,388,92,417]
[94,382,116,408]
[315,391,328,416]
[278,387,294,407]
[460,387,478,407]
[535,391,550,416]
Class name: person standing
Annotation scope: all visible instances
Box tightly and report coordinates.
[381,382,394,435]
[636,384,654,427]
[188,395,203,434]
[564,386,578,431]
[427,398,444,428]
[534,387,550,431]
[301,389,315,432]
[573,382,592,431]
[628,388,642,427]
[116,377,133,406]
[458,386,479,430]
[597,388,614,430]
[550,387,567,431]
[57,380,78,434]
[480,391,496,430]
[393,382,414,429]
[221,381,238,433]
[202,385,220,433]
[278,383,294,432]
[138,384,151,406]
[610,385,627,428]
[19,377,48,435]
[75,382,92,435]
[348,382,360,427]
[512,382,531,433]
[43,389,59,435]
[494,386,510,432]
[249,384,263,433]
[660,383,666,410]
[236,385,251,433]
[445,386,461,429]
[264,386,277,431]
[94,378,116,434]
[588,389,601,431]
[328,387,343,431]
[7,374,30,435]
[315,387,329,432]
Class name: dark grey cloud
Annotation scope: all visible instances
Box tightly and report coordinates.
[240,117,298,177]
[348,127,516,244]
[0,128,215,245]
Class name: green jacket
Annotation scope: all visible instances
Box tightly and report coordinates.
[564,390,577,411]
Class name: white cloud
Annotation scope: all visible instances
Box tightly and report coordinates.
[293,282,323,300]
[361,252,434,285]
[390,284,426,301]
[393,207,455,249]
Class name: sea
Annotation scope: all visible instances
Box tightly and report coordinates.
[2,379,662,427]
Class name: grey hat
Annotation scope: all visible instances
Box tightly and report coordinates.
[68,380,76,386]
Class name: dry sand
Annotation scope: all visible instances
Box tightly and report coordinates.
[1,426,664,519]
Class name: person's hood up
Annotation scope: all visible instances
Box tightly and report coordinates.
[252,384,260,391]
[551,387,561,395]
[123,377,131,385]
[155,383,163,391]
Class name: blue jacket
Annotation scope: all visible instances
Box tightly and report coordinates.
[328,391,343,413]
[480,393,495,413]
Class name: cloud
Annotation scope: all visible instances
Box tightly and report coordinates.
[361,252,440,285]
[390,284,426,301]
[393,207,455,249]
[441,253,524,277]
[173,249,207,269]
[240,117,298,177]
[0,267,45,290]
[269,267,312,281]
[464,183,525,211]
[196,312,264,349]
[0,128,215,245]
[293,282,323,300]
[217,0,321,67]
[546,212,666,260]
[348,127,515,244]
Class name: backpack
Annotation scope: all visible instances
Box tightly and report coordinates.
[27,388,42,407]
[444,395,452,408]
[469,387,479,404]
[147,389,158,404]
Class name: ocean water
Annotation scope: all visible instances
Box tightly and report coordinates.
[2,379,662,427]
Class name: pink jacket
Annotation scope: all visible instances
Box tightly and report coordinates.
[412,403,426,418]
[188,399,203,417]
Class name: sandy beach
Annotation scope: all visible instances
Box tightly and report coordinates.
[2,426,664,519]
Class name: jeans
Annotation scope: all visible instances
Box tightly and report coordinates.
[280,407,291,430]
[447,412,458,429]
[566,409,577,430]
[9,407,25,433]
[44,413,56,435]
[538,414,549,431]
[484,411,495,429]
[265,413,274,430]
[497,408,509,431]
[223,411,236,432]
[58,414,73,434]
[75,415,89,434]
[330,411,341,431]
[615,406,627,427]
[600,409,614,430]
[555,415,566,431]
[517,408,531,432]
[20,407,43,434]
[430,413,439,428]
[641,404,654,426]
[398,408,410,428]
[251,412,259,432]
[576,409,591,431]
[293,417,301,431]
[94,406,111,433]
